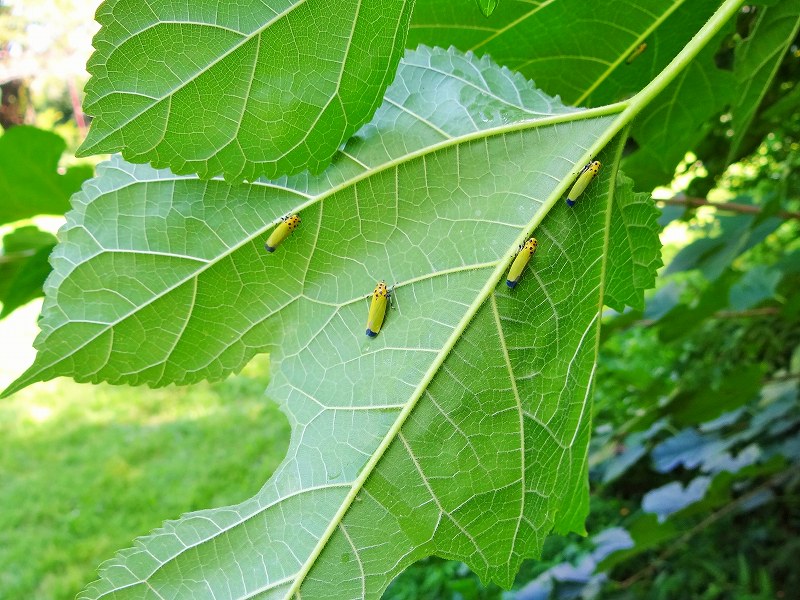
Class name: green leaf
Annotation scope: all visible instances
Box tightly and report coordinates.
[76,0,415,181]
[8,47,635,396]
[409,0,735,189]
[0,126,93,224]
[728,2,800,161]
[623,27,736,190]
[476,0,499,18]
[0,224,57,254]
[604,172,662,312]
[0,226,57,319]
[2,46,658,597]
[642,476,712,522]
[665,364,765,428]
[409,0,721,106]
[0,225,57,299]
[664,213,781,280]
[728,263,782,311]
[0,244,54,318]
[656,271,737,342]
[597,513,679,570]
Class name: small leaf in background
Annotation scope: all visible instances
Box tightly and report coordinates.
[642,476,712,522]
[656,271,738,342]
[601,422,666,484]
[642,280,687,321]
[597,514,679,570]
[516,527,634,599]
[651,429,732,473]
[662,208,781,277]
[591,527,636,562]
[728,263,782,310]
[0,126,92,225]
[666,363,764,427]
[476,0,499,17]
[0,226,57,319]
[0,225,56,256]
[77,0,415,181]
[0,245,55,319]
[700,407,747,432]
[702,443,762,475]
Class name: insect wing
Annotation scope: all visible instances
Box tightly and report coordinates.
[265,214,300,252]
[366,283,389,337]
[506,238,538,288]
[566,161,601,206]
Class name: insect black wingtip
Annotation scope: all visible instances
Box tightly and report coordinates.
[506,280,518,289]
[366,329,378,338]
[264,244,276,253]
[566,198,576,207]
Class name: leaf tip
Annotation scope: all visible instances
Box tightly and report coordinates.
[1,374,31,399]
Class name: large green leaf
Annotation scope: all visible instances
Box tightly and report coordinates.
[0,126,93,224]
[409,0,737,190]
[3,46,661,597]
[727,1,800,161]
[624,23,736,189]
[76,0,415,181]
[8,47,640,396]
[409,0,721,106]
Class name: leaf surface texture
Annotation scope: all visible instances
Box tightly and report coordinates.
[77,0,415,180]
[8,48,660,598]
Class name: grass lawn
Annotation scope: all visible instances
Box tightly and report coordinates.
[0,303,290,600]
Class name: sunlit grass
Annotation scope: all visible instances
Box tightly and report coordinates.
[0,305,290,600]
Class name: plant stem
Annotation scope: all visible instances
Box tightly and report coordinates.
[635,307,781,327]
[661,196,800,220]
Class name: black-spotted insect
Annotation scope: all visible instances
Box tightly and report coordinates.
[506,238,538,289]
[264,214,301,252]
[566,161,601,207]
[366,280,393,337]
[626,42,648,64]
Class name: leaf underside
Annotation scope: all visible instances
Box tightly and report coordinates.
[9,47,660,598]
[77,0,415,181]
